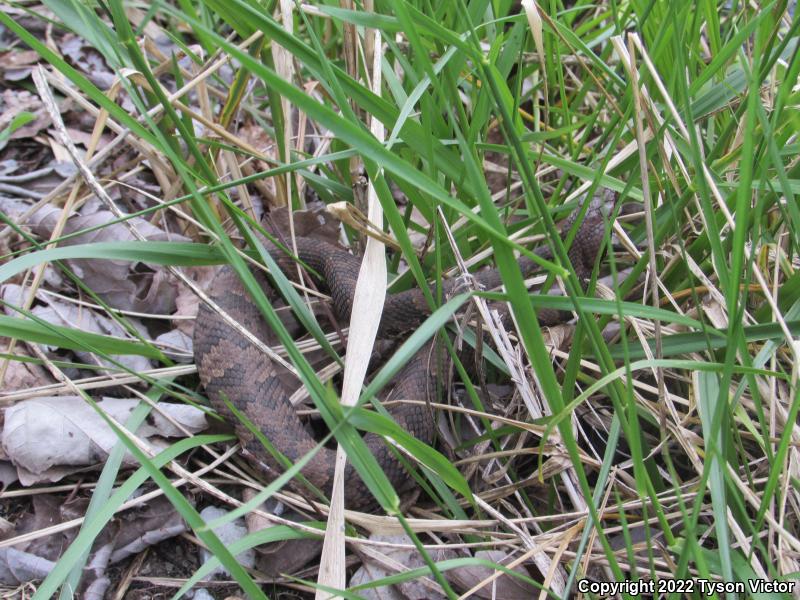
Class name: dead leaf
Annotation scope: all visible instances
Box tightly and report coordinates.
[0,159,77,205]
[199,506,255,579]
[348,569,405,600]
[12,495,83,559]
[61,35,116,90]
[0,462,18,489]
[349,535,455,600]
[243,492,322,577]
[2,396,208,482]
[0,337,53,393]
[58,127,112,150]
[154,329,193,362]
[110,495,188,563]
[0,191,33,220]
[0,517,13,539]
[0,49,40,82]
[116,171,165,213]
[172,266,217,336]
[1,283,152,375]
[28,205,189,313]
[15,464,89,487]
[446,549,539,599]
[0,547,55,585]
[541,322,573,349]
[0,90,50,140]
[0,493,187,590]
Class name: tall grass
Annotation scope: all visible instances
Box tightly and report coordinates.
[1,0,798,598]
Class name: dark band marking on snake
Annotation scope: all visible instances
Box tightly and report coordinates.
[193,202,608,510]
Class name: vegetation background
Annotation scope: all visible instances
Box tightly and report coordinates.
[0,0,798,598]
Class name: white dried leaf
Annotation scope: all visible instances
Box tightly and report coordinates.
[349,565,406,600]
[350,535,453,600]
[199,506,255,579]
[0,462,17,489]
[446,550,538,600]
[0,547,55,585]
[521,1,544,69]
[2,396,208,480]
[154,328,193,362]
[1,283,152,374]
[16,464,90,487]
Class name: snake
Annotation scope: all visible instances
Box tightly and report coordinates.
[193,201,608,510]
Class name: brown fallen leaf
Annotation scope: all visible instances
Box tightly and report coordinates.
[28,205,189,314]
[172,265,218,337]
[61,34,116,91]
[0,90,50,140]
[242,492,323,577]
[0,337,53,393]
[9,495,86,561]
[58,127,113,150]
[110,495,189,563]
[0,49,40,82]
[0,493,188,591]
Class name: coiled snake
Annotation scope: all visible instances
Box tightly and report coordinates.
[194,203,608,509]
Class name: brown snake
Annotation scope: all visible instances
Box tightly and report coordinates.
[193,202,608,510]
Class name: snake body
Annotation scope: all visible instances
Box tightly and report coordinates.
[194,203,607,509]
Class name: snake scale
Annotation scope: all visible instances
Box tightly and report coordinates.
[194,202,608,510]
